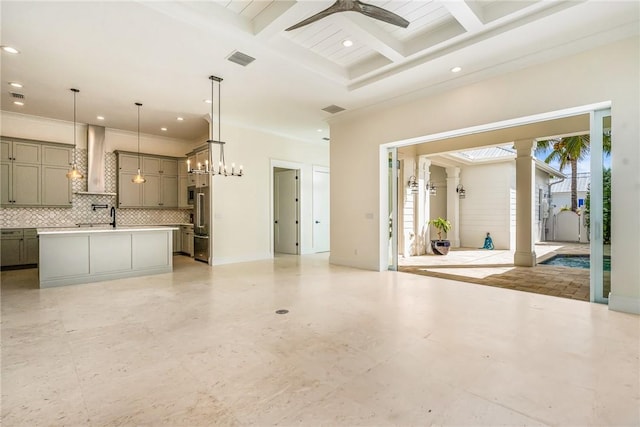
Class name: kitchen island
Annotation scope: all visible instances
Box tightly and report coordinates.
[37,226,178,288]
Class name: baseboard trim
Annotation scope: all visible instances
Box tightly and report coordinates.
[212,253,271,266]
[329,255,380,271]
[608,293,640,315]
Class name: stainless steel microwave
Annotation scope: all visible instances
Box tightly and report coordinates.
[187,186,195,205]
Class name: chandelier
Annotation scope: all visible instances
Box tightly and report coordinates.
[188,75,243,177]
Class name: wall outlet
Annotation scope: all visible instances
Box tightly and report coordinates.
[354,249,358,255]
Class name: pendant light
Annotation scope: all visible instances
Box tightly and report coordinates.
[131,102,146,184]
[186,75,243,177]
[66,88,84,180]
[207,75,243,176]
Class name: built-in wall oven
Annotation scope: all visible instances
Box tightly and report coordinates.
[187,186,196,206]
[193,187,210,263]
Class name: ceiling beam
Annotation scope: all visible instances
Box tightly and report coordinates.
[441,0,485,33]
[252,1,299,40]
[336,13,406,62]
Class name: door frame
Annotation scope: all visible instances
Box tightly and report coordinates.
[270,159,303,257]
[378,101,612,296]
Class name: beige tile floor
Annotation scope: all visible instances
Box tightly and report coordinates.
[2,254,639,426]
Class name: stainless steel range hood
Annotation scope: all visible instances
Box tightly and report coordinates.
[75,125,116,196]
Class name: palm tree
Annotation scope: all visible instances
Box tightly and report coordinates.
[536,133,611,212]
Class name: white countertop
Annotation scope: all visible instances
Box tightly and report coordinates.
[37,225,180,235]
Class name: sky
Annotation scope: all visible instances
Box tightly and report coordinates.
[534,149,611,175]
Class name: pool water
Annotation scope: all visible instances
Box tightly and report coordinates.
[541,255,611,271]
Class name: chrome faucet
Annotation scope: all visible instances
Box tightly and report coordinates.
[109,206,116,228]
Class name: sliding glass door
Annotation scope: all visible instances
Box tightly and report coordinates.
[388,148,398,271]
[589,108,611,303]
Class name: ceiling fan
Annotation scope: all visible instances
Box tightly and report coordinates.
[285,0,410,31]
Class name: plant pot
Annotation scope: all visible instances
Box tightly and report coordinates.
[431,240,450,255]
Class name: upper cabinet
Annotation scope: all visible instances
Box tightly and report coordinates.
[116,151,181,209]
[186,146,209,188]
[1,138,71,207]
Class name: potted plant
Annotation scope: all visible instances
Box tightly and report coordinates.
[428,217,452,255]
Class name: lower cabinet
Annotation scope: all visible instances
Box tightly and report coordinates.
[0,229,39,267]
[180,225,194,257]
[172,228,181,253]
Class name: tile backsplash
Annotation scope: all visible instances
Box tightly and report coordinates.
[0,150,191,228]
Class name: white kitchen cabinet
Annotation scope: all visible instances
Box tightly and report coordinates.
[118,172,143,207]
[178,175,190,208]
[172,228,181,253]
[180,225,194,257]
[24,229,39,264]
[161,175,178,208]
[0,228,38,267]
[12,163,41,205]
[11,141,41,164]
[42,165,72,206]
[117,151,180,209]
[38,226,176,288]
[142,156,161,174]
[1,139,42,206]
[141,174,177,208]
[0,230,23,267]
[142,174,161,207]
[187,155,197,186]
[120,153,141,172]
[1,139,71,207]
[42,145,72,166]
[0,162,11,205]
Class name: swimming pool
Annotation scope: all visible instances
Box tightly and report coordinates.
[541,255,611,271]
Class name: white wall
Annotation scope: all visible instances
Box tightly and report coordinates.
[551,191,588,214]
[458,162,513,250]
[428,166,447,228]
[204,123,329,265]
[329,36,640,314]
[1,111,192,157]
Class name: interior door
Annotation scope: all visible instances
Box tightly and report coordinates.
[312,169,330,252]
[274,169,299,254]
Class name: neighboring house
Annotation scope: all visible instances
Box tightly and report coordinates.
[549,172,590,214]
[399,144,564,255]
[545,172,591,243]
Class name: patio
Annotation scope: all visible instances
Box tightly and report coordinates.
[398,242,595,301]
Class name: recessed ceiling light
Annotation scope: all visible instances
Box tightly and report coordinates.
[96,116,105,120]
[342,39,353,47]
[204,99,212,104]
[1,46,20,54]
[13,101,24,106]
[177,117,184,121]
[9,82,23,88]
[317,129,323,132]
[451,66,462,73]
[160,127,167,131]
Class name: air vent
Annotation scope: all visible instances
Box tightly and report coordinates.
[227,51,255,67]
[9,92,25,99]
[322,104,345,114]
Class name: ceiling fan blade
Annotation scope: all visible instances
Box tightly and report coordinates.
[356,1,410,28]
[285,1,343,31]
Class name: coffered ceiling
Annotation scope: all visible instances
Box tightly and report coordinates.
[1,1,638,143]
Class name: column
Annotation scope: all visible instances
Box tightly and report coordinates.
[417,156,431,255]
[514,139,537,266]
[446,167,461,248]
